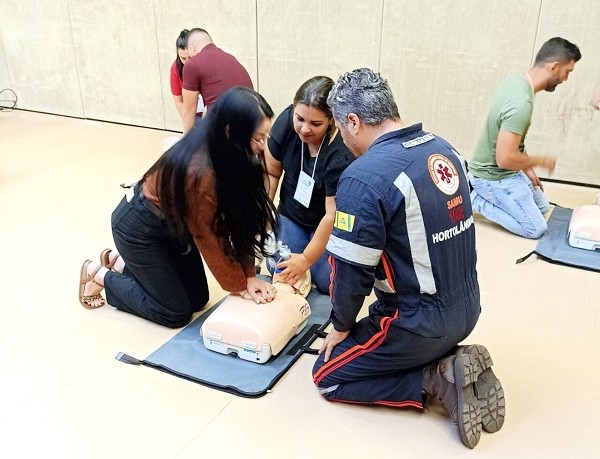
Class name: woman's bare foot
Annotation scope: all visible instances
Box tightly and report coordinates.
[79,260,108,309]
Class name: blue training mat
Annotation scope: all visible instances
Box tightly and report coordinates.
[116,283,332,398]
[516,206,600,272]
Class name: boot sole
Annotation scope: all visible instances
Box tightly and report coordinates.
[454,354,482,449]
[458,345,506,433]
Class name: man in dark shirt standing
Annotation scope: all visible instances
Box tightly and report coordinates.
[181,28,253,133]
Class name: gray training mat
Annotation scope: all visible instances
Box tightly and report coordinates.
[116,283,332,397]
[516,206,600,272]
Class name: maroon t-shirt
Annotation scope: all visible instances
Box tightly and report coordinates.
[182,44,253,108]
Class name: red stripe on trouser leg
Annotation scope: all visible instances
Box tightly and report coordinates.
[324,398,423,410]
[313,312,398,386]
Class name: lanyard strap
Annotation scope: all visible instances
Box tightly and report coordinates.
[300,134,327,179]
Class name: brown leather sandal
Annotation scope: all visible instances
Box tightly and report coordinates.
[79,260,105,309]
[100,248,120,271]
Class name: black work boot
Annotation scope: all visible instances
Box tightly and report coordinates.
[423,354,482,449]
[456,344,505,433]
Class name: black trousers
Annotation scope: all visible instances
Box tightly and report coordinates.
[104,190,209,328]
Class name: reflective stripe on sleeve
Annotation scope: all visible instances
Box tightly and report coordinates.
[326,235,383,267]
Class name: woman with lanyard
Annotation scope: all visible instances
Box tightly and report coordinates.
[264,76,355,294]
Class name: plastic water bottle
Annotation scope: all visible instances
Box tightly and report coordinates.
[263,232,277,271]
[273,244,291,274]
[263,231,277,256]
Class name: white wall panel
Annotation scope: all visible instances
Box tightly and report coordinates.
[0,33,11,93]
[0,0,83,116]
[153,0,258,132]
[380,0,541,158]
[68,0,163,128]
[527,0,600,186]
[0,0,598,185]
[257,0,383,117]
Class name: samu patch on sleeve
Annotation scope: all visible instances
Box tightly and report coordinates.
[334,210,355,232]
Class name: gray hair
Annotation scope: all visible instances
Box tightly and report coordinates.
[327,68,399,126]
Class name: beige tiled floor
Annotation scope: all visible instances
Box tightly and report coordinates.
[1,110,599,458]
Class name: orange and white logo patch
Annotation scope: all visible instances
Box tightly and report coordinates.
[428,154,459,195]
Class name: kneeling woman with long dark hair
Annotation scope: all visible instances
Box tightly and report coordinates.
[78,87,278,327]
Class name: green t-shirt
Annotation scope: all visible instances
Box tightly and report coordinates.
[470,75,534,180]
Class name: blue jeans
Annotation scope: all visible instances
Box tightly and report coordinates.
[469,171,549,239]
[267,214,331,294]
[104,190,209,328]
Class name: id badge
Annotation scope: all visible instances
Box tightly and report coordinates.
[294,170,315,208]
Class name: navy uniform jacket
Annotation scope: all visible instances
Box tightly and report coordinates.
[326,123,479,333]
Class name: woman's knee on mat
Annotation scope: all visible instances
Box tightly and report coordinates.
[154,311,193,329]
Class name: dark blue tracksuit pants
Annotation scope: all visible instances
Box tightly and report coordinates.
[312,293,480,408]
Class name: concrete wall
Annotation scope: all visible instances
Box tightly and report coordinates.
[1,0,598,185]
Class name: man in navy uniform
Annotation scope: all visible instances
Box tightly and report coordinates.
[312,68,504,449]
